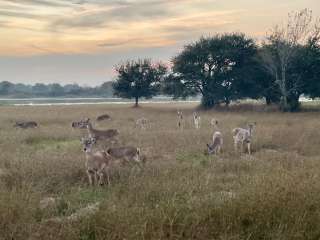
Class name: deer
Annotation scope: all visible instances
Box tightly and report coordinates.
[193,112,201,129]
[81,137,113,186]
[86,136,145,169]
[86,121,119,143]
[210,118,218,128]
[96,114,111,122]
[71,118,89,129]
[206,120,223,155]
[177,110,184,129]
[14,121,38,129]
[135,117,149,130]
[106,146,145,168]
[232,122,256,155]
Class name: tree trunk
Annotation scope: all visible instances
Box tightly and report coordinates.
[225,97,230,106]
[201,93,215,109]
[265,96,272,105]
[287,94,301,112]
[134,96,139,107]
[278,69,290,111]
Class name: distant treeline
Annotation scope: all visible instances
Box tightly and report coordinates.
[0,81,114,98]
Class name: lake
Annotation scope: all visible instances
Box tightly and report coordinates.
[0,97,200,106]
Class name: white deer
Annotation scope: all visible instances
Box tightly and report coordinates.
[177,110,184,129]
[206,120,223,154]
[232,122,256,155]
[135,117,149,130]
[193,112,201,129]
[210,118,218,128]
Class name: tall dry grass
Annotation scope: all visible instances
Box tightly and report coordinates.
[0,103,320,239]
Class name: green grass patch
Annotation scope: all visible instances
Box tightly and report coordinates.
[176,151,216,167]
[24,136,79,150]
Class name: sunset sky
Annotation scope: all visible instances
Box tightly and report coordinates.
[0,0,319,86]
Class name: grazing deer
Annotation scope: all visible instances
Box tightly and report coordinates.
[135,117,149,130]
[71,118,89,129]
[14,121,38,129]
[96,114,111,121]
[193,112,201,129]
[87,122,119,142]
[207,131,223,155]
[106,146,145,168]
[232,123,256,155]
[210,118,218,128]
[177,110,184,129]
[81,137,113,186]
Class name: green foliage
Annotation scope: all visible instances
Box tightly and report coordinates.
[164,34,260,108]
[113,59,167,106]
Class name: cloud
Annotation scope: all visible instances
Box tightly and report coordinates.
[49,1,175,30]
[2,0,75,8]
[0,10,45,19]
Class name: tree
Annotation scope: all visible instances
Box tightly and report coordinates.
[260,9,320,111]
[163,33,259,108]
[48,83,65,97]
[303,37,320,99]
[113,59,167,107]
[0,81,14,95]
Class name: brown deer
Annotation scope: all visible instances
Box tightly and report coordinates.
[96,114,111,121]
[87,122,119,142]
[81,137,113,186]
[14,121,38,129]
[71,118,89,129]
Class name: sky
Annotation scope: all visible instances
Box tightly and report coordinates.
[0,0,319,86]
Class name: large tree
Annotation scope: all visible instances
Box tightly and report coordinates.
[163,33,259,108]
[260,9,320,111]
[113,59,167,107]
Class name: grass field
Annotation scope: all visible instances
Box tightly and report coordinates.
[1,102,320,240]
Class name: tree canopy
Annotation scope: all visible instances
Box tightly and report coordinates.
[163,33,261,108]
[113,59,167,107]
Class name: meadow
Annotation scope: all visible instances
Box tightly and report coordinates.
[1,102,320,240]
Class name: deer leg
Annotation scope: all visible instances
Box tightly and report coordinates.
[234,141,238,153]
[94,172,98,186]
[97,171,104,186]
[247,142,251,155]
[105,168,110,186]
[97,164,106,186]
[87,170,93,186]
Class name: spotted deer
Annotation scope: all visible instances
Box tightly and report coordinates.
[232,122,256,155]
[206,120,223,155]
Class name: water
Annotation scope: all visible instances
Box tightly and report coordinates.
[0,97,200,106]
[0,96,315,106]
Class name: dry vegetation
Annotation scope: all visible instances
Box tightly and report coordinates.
[1,103,320,239]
